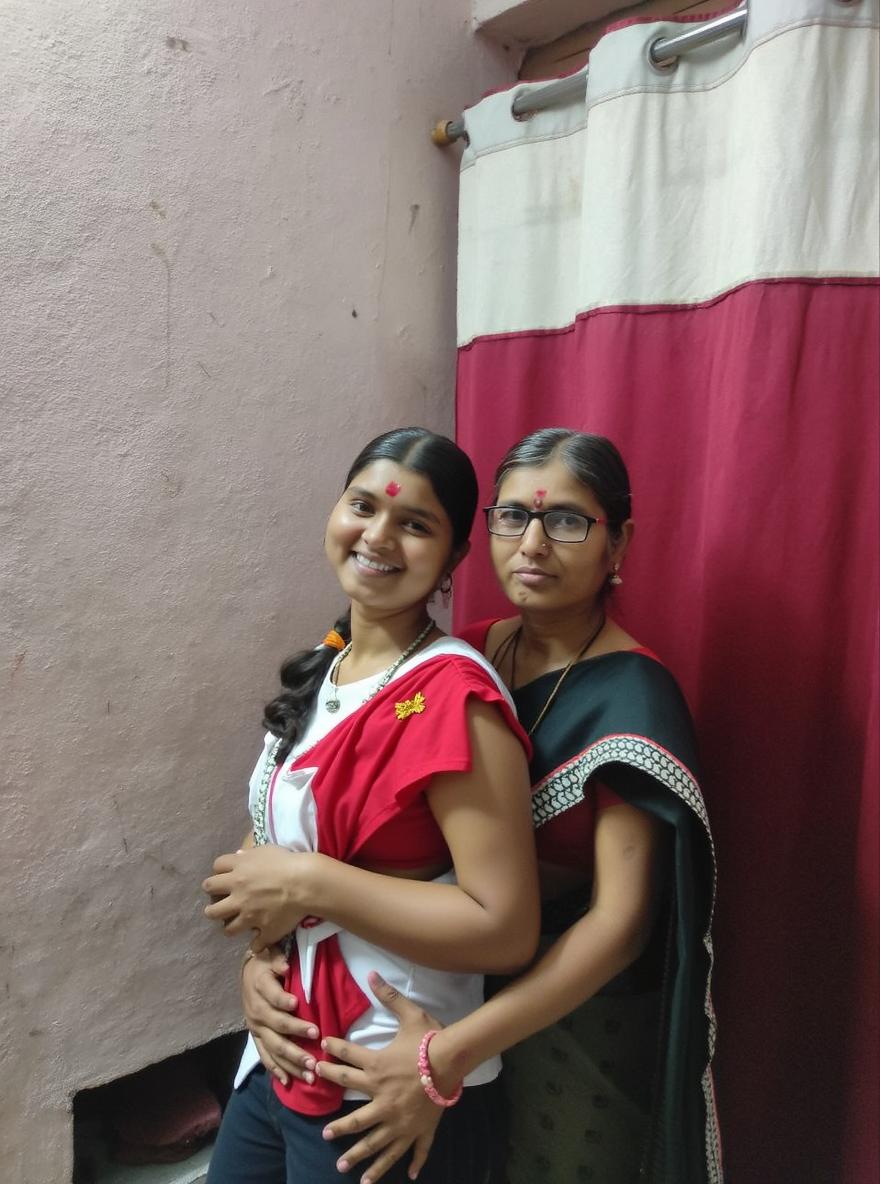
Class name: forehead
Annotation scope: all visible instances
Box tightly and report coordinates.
[346,459,446,512]
[497,459,602,515]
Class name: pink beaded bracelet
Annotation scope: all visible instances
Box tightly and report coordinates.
[417,1030,463,1108]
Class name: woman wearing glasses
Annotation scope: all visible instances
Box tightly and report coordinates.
[241,430,720,1184]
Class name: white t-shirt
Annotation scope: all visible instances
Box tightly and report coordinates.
[235,636,514,1097]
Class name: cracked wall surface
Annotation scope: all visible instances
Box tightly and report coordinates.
[0,3,513,1178]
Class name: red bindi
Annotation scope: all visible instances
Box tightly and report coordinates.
[533,489,547,508]
[385,481,402,497]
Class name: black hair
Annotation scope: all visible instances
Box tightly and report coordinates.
[263,427,478,758]
[493,428,632,542]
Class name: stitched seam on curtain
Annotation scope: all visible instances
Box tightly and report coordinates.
[457,276,880,350]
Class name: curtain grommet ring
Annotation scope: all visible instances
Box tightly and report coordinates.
[510,91,538,123]
[646,36,679,74]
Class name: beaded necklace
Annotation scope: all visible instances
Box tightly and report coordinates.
[253,618,435,845]
[324,618,434,713]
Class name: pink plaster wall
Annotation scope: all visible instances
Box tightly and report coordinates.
[0,3,513,1178]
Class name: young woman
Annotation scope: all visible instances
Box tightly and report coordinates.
[241,430,721,1184]
[202,427,539,1183]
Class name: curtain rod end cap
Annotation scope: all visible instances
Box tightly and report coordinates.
[431,120,455,147]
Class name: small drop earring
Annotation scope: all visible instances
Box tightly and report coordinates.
[609,563,623,586]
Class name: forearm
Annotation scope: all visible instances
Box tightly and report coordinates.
[428,907,647,1085]
[301,853,536,974]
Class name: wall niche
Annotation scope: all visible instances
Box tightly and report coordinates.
[72,1032,243,1184]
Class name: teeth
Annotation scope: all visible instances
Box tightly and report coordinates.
[354,553,398,573]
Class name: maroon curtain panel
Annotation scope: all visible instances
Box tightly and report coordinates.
[453,6,880,1181]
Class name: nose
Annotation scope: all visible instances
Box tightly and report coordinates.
[362,512,394,551]
[518,517,548,557]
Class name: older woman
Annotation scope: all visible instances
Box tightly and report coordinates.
[237,430,720,1184]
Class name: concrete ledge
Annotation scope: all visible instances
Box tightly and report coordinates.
[75,1127,213,1184]
[474,0,643,47]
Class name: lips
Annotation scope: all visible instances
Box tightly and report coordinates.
[352,552,400,575]
[512,566,554,587]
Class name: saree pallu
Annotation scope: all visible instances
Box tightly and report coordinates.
[506,651,721,1184]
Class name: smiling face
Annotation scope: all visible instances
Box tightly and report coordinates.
[490,458,631,613]
[325,459,458,616]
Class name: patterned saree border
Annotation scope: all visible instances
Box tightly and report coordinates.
[531,733,723,1183]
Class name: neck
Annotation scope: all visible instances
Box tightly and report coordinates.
[347,603,434,665]
[518,602,605,666]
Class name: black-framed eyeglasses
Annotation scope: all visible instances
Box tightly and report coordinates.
[483,505,607,543]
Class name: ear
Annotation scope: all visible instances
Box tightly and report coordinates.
[448,539,471,574]
[610,519,634,567]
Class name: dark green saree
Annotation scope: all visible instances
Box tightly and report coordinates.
[502,650,721,1184]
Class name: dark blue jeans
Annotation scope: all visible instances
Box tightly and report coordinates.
[207,1065,506,1184]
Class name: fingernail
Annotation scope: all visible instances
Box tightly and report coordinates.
[304,1071,314,1084]
[320,1038,328,1050]
[336,1159,349,1173]
[304,1057,316,1070]
[277,1074,288,1087]
[322,1126,333,1140]
[307,1027,319,1039]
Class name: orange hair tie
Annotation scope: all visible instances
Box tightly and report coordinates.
[322,629,346,651]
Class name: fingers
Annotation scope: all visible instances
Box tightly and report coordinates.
[254,1028,317,1084]
[251,975,299,1013]
[201,873,224,896]
[408,1130,437,1180]
[319,1036,369,1070]
[212,853,237,874]
[248,931,269,954]
[358,1139,410,1184]
[267,951,290,976]
[320,1099,382,1140]
[334,1132,408,1183]
[367,971,403,1009]
[367,972,426,1024]
[242,951,292,1005]
[314,1058,368,1094]
[258,978,296,1011]
[252,1007,317,1041]
[219,913,248,937]
[203,895,238,921]
[252,1036,287,1087]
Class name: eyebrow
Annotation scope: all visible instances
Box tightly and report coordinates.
[348,486,441,524]
[501,499,590,515]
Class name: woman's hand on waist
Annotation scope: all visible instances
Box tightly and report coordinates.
[202,844,320,947]
[243,946,321,1087]
[317,972,447,1183]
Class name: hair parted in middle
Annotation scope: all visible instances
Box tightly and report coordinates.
[493,428,632,542]
[263,427,478,759]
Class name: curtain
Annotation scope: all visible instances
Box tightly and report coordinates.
[453,2,879,1181]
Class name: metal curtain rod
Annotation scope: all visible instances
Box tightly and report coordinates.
[431,3,748,145]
